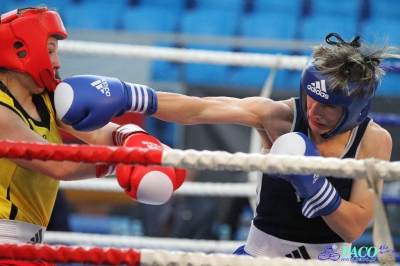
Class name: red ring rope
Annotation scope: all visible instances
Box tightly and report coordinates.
[0,244,141,265]
[0,140,162,165]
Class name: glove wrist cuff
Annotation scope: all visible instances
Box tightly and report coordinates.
[112,124,147,146]
[96,164,116,178]
[302,180,342,218]
[125,83,158,115]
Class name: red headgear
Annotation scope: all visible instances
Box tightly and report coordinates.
[0,7,68,91]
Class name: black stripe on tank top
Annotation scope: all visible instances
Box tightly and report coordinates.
[344,117,371,158]
[6,186,18,220]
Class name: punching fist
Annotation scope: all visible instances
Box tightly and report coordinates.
[114,125,186,205]
[54,75,157,131]
[270,132,342,218]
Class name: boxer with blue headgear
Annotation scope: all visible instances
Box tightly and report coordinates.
[299,33,381,138]
[53,32,399,260]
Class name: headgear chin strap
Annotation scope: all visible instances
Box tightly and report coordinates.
[300,59,377,138]
[0,7,67,91]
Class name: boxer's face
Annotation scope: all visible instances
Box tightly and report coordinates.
[48,36,61,75]
[20,36,61,94]
[306,96,344,135]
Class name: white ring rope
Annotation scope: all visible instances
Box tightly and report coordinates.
[59,40,309,70]
[44,231,243,254]
[60,179,256,197]
[160,150,399,181]
[139,250,351,266]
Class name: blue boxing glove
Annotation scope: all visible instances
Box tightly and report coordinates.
[54,75,158,131]
[270,132,342,218]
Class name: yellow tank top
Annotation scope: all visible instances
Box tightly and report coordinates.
[0,90,62,227]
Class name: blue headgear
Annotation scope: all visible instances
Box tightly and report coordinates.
[300,59,377,138]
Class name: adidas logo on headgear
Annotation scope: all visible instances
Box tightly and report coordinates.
[91,78,111,97]
[307,80,329,99]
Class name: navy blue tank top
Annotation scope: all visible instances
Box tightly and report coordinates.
[253,97,371,244]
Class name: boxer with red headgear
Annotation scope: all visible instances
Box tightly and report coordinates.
[0,7,185,257]
[0,6,67,91]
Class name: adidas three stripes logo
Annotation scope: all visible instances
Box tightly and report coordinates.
[285,245,311,260]
[28,228,43,244]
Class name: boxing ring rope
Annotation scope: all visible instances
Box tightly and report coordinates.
[59,178,257,197]
[58,39,400,76]
[1,244,349,266]
[43,231,242,254]
[2,139,400,180]
[57,178,400,207]
[59,40,309,70]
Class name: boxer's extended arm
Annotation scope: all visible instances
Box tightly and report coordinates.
[154,91,293,130]
[54,76,293,132]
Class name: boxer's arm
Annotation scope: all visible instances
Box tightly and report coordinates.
[323,179,380,243]
[1,105,100,181]
[56,117,120,178]
[56,116,118,146]
[55,76,293,132]
[154,92,293,130]
[322,123,391,243]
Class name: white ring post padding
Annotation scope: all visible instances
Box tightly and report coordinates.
[59,40,309,70]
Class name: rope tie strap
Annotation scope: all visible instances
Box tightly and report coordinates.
[364,159,395,266]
